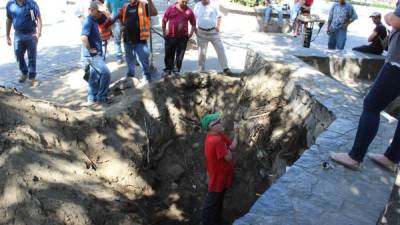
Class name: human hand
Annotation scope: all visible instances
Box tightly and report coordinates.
[89,48,97,54]
[215,26,220,32]
[234,122,240,133]
[6,36,11,46]
[35,33,41,43]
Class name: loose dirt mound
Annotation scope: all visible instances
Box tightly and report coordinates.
[0,65,313,225]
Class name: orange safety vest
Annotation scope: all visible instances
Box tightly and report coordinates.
[99,11,112,41]
[121,2,151,41]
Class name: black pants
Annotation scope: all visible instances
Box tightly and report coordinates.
[202,191,226,225]
[349,63,400,163]
[352,45,382,55]
[164,37,188,72]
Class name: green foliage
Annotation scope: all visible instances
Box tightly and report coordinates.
[231,0,261,7]
[328,0,396,10]
[370,2,396,9]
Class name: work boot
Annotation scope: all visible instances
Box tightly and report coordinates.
[330,152,360,171]
[19,74,28,83]
[162,69,172,77]
[120,76,139,90]
[367,153,398,172]
[223,68,234,76]
[30,79,40,87]
[117,59,125,65]
[172,68,181,76]
[98,98,113,107]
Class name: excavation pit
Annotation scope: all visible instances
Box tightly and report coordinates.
[0,59,334,225]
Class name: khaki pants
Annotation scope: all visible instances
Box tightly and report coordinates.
[196,29,228,71]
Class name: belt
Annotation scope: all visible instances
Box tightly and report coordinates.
[15,30,35,35]
[199,27,215,32]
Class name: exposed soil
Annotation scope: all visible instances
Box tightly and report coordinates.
[0,65,314,225]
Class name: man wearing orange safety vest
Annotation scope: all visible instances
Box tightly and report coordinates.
[117,0,158,83]
[98,9,112,60]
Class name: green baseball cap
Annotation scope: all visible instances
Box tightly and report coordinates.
[200,113,220,131]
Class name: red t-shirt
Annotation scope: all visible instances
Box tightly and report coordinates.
[305,0,313,7]
[162,3,196,38]
[204,132,234,192]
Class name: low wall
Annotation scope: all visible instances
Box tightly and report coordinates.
[219,0,290,32]
[297,54,400,118]
[297,55,385,82]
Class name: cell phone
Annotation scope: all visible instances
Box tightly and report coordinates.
[30,9,35,21]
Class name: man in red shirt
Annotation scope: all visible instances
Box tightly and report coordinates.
[162,0,196,76]
[301,0,313,14]
[293,0,313,36]
[200,113,239,225]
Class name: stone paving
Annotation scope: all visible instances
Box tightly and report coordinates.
[234,49,398,225]
[0,0,82,89]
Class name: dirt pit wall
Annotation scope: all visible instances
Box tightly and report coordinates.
[0,61,334,225]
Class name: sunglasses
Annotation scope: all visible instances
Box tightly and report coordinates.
[210,119,222,127]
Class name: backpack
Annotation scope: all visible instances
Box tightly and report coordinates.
[378,28,389,51]
[379,36,389,51]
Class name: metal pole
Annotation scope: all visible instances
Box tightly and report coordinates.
[148,0,155,71]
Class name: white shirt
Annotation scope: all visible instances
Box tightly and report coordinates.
[194,1,223,29]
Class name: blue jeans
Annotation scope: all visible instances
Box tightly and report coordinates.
[111,21,123,60]
[264,6,283,26]
[290,3,301,25]
[328,28,347,50]
[84,55,111,103]
[124,42,152,81]
[349,63,400,163]
[14,32,37,79]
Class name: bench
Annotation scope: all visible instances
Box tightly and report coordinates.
[254,6,291,33]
